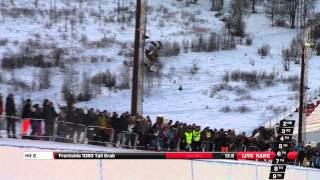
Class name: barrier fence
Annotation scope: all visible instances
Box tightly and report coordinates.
[0,115,185,151]
[0,115,259,152]
[1,115,320,169]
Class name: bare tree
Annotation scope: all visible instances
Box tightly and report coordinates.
[226,0,250,37]
[211,0,224,11]
[264,0,277,26]
[1,0,5,23]
[99,0,102,26]
[78,72,93,101]
[289,0,298,28]
[39,68,51,90]
[34,0,38,8]
[282,48,291,71]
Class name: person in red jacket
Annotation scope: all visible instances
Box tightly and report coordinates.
[0,94,3,138]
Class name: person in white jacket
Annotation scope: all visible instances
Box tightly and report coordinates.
[144,37,162,71]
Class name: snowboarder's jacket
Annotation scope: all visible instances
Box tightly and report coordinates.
[144,41,161,56]
[185,131,193,145]
[193,130,201,142]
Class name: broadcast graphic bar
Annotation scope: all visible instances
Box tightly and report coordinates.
[24,152,298,160]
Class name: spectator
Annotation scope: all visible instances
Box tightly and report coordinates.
[192,126,201,151]
[184,127,193,152]
[30,104,43,140]
[44,102,57,140]
[86,108,99,144]
[97,110,109,144]
[72,108,85,143]
[21,99,32,138]
[219,129,229,152]
[5,93,16,138]
[165,126,175,151]
[111,112,126,147]
[55,109,66,142]
[200,127,211,152]
[117,112,129,145]
[125,117,136,148]
[22,99,32,119]
[151,120,162,150]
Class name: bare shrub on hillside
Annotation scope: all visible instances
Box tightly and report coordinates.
[91,70,117,91]
[235,105,251,113]
[289,81,300,91]
[1,53,49,69]
[246,34,253,46]
[191,32,235,52]
[316,41,320,56]
[258,44,271,57]
[0,38,8,46]
[117,65,130,90]
[290,35,303,64]
[209,83,232,98]
[220,105,232,113]
[222,71,230,85]
[38,68,51,90]
[235,94,254,101]
[279,75,300,92]
[78,72,93,102]
[159,41,180,57]
[225,70,277,88]
[235,88,249,96]
[282,48,291,71]
[182,40,189,53]
[86,36,117,49]
[62,82,75,106]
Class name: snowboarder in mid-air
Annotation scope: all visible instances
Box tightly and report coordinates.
[144,35,162,71]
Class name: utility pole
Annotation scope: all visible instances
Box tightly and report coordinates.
[131,0,147,116]
[298,44,305,145]
[298,27,312,145]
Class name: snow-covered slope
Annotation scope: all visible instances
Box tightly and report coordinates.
[1,0,320,134]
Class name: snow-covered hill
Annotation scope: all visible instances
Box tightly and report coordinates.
[1,0,320,134]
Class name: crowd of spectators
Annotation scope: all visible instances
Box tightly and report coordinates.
[0,93,319,168]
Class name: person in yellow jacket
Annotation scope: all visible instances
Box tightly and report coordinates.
[185,128,193,152]
[192,126,201,151]
[97,111,110,143]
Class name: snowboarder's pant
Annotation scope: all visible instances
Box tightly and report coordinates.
[6,117,16,137]
[146,53,158,66]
